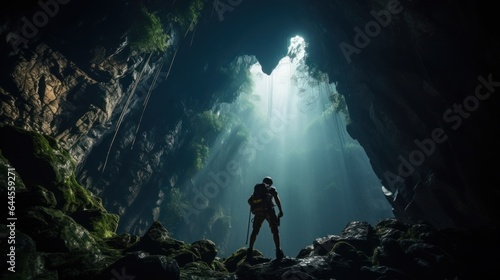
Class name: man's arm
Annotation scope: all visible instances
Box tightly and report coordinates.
[273,193,283,218]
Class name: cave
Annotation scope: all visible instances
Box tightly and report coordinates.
[1,0,499,279]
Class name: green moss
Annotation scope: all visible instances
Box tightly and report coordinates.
[401,223,437,241]
[130,6,169,53]
[161,187,190,231]
[91,212,119,239]
[0,125,118,238]
[192,111,227,136]
[72,210,119,239]
[218,56,256,102]
[0,125,125,278]
[329,92,351,123]
[223,247,263,273]
[58,173,106,214]
[104,233,140,250]
[211,258,229,273]
[185,111,229,172]
[194,141,209,171]
[164,0,204,33]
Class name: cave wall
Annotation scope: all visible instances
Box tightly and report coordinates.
[0,0,188,235]
[0,0,163,164]
[300,0,500,228]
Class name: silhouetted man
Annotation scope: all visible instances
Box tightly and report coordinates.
[247,176,284,260]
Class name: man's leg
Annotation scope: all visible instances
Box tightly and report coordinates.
[272,229,280,250]
[247,214,264,259]
[249,227,259,249]
[270,225,283,258]
[269,212,284,260]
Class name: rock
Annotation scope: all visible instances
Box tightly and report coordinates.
[70,209,119,238]
[0,228,37,279]
[99,252,180,280]
[339,221,378,255]
[104,233,140,250]
[181,260,229,279]
[16,185,57,209]
[18,206,100,253]
[124,221,187,256]
[223,247,264,273]
[191,239,217,264]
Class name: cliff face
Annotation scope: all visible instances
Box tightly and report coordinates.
[0,0,162,164]
[1,0,499,240]
[0,0,186,235]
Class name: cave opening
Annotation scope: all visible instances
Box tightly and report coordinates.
[176,35,394,257]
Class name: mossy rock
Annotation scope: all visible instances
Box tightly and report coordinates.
[173,249,199,267]
[331,241,359,258]
[223,247,264,273]
[125,221,197,264]
[0,226,37,280]
[16,185,57,210]
[71,209,119,239]
[18,206,101,253]
[0,125,112,218]
[191,239,217,264]
[212,258,229,273]
[99,252,180,280]
[42,250,120,280]
[372,238,408,267]
[181,261,229,279]
[0,152,27,194]
[376,218,408,231]
[330,241,371,268]
[104,233,140,250]
[405,222,439,242]
[0,125,72,189]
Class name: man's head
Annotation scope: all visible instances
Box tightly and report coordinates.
[263,176,273,186]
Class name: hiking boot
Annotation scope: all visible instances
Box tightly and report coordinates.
[246,248,253,260]
[276,249,284,260]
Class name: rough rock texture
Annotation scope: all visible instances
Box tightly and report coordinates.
[0,0,189,236]
[0,0,161,165]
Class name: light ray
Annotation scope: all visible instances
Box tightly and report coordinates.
[187,36,393,257]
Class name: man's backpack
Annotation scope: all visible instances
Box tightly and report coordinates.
[248,183,274,214]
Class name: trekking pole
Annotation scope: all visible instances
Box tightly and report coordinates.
[245,208,251,245]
